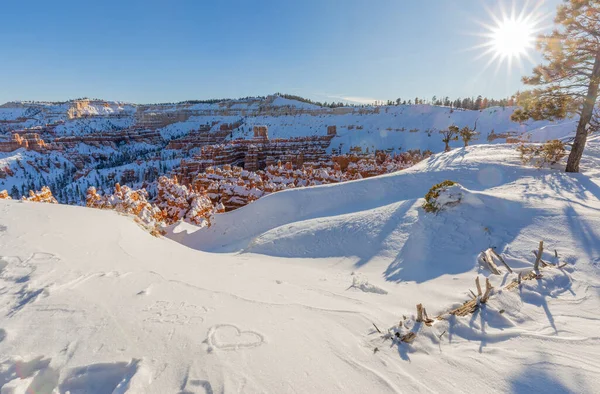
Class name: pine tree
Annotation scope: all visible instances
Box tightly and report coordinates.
[511,0,600,172]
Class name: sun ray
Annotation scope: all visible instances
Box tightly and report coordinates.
[471,0,549,75]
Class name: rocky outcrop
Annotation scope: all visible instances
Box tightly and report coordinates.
[0,133,47,152]
[185,150,432,212]
[135,109,191,129]
[165,126,230,151]
[253,125,268,139]
[156,176,217,226]
[22,186,58,203]
[87,184,165,235]
[54,128,163,149]
[175,133,335,184]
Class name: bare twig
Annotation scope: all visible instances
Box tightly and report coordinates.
[475,276,483,296]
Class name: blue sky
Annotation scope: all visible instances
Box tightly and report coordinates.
[0,0,560,104]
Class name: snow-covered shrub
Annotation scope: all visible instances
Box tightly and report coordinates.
[422,180,462,213]
[517,140,566,168]
[0,190,12,200]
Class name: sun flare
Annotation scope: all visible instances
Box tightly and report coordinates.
[472,2,549,74]
[491,17,535,59]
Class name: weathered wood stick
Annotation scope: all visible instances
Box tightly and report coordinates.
[401,332,417,343]
[482,251,501,275]
[491,248,514,273]
[481,278,493,303]
[416,304,423,322]
[448,298,479,316]
[423,307,434,326]
[534,241,544,271]
[476,276,483,296]
[372,323,382,334]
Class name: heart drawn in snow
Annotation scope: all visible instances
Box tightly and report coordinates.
[208,324,265,350]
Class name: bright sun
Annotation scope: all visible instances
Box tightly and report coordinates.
[473,3,549,74]
[491,18,535,59]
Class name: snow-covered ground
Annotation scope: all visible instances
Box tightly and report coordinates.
[1,139,599,393]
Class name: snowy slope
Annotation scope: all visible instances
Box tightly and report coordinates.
[1,140,599,393]
[177,139,600,258]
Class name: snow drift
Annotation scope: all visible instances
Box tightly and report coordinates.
[1,140,600,393]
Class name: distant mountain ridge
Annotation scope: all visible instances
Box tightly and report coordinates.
[0,94,577,204]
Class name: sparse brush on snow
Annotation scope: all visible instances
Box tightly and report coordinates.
[516,140,566,168]
[440,127,460,152]
[350,273,388,295]
[422,180,461,213]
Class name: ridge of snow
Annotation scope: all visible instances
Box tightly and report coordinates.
[1,141,599,392]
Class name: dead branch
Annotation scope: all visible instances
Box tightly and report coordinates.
[481,278,493,303]
[491,248,514,273]
[534,241,544,271]
[416,304,424,322]
[448,298,479,317]
[482,250,501,275]
[400,332,417,343]
[505,271,538,291]
[372,323,382,334]
[423,307,434,326]
[475,276,483,296]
